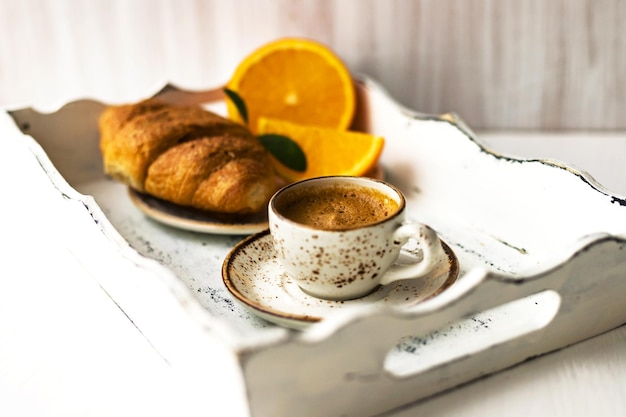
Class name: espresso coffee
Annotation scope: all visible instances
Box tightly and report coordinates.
[275,183,400,230]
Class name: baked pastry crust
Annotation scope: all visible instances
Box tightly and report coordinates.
[99,100,276,214]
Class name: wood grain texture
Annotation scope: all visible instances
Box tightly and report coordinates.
[0,0,624,129]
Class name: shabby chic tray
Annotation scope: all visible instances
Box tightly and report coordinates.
[4,75,626,417]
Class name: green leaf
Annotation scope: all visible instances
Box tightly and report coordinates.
[258,134,307,172]
[223,88,248,125]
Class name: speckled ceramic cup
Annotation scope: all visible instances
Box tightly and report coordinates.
[268,176,445,301]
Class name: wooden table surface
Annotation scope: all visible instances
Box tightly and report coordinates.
[1,0,624,130]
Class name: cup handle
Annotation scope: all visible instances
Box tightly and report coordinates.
[379,223,444,285]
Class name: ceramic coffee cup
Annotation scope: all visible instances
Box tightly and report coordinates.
[268,176,445,300]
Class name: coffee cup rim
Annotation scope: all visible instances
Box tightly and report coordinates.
[269,176,406,231]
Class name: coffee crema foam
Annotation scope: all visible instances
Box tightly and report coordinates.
[276,184,400,230]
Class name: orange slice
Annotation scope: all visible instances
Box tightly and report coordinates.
[226,38,356,133]
[258,117,384,182]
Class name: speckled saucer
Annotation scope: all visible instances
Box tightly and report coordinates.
[222,229,459,329]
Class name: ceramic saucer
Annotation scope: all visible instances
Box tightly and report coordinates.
[128,188,268,235]
[222,229,459,330]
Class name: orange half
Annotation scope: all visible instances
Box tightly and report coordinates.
[226,38,356,133]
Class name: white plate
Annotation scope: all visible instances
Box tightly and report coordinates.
[222,229,459,329]
[127,165,385,235]
[128,188,269,235]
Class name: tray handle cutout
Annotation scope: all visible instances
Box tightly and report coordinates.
[384,289,561,378]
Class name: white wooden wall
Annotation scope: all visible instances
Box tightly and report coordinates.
[1,0,624,129]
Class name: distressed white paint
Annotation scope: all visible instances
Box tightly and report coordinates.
[3,76,626,416]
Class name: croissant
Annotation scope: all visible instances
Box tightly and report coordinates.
[99,99,277,214]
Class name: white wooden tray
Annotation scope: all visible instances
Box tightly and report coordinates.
[5,76,626,417]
